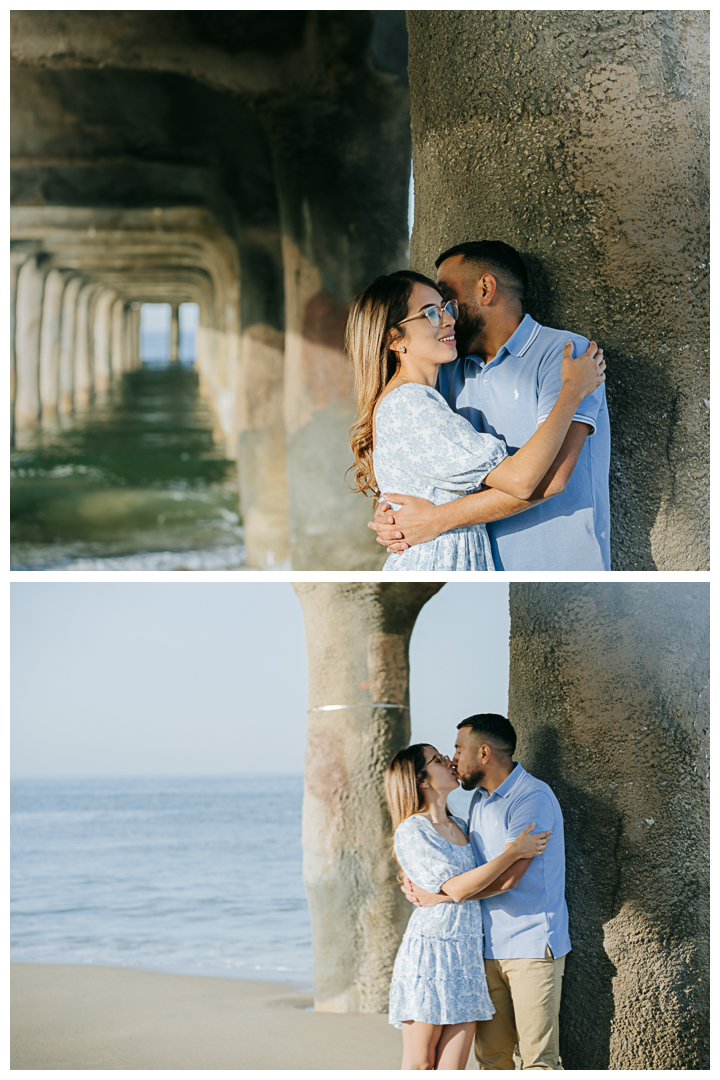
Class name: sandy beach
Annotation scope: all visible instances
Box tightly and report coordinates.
[11,963,409,1070]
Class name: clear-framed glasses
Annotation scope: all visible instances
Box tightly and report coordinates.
[424,752,452,768]
[398,299,458,328]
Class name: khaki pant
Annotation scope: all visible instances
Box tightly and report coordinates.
[475,948,566,1070]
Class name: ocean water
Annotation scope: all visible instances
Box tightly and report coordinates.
[10,776,313,984]
[10,363,247,571]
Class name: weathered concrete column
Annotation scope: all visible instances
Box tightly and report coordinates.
[110,297,125,378]
[11,248,33,441]
[57,276,82,414]
[129,304,142,368]
[261,13,411,570]
[236,232,288,568]
[92,288,116,394]
[123,305,135,371]
[38,268,68,423]
[14,253,50,429]
[74,282,99,407]
[407,11,709,570]
[293,583,444,1012]
[170,302,180,362]
[508,583,709,1069]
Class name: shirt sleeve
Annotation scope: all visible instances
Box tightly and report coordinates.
[535,333,605,436]
[376,383,508,492]
[393,817,467,893]
[505,790,556,842]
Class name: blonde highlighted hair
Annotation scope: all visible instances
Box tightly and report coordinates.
[384,744,454,871]
[346,270,440,499]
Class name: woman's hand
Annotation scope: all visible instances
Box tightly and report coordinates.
[508,823,551,859]
[560,340,605,400]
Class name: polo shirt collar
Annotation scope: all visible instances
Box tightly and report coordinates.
[464,315,541,367]
[503,315,541,357]
[481,760,526,802]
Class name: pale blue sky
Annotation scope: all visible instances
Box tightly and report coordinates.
[11,584,509,798]
[140,302,199,334]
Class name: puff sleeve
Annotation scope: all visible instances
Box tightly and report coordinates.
[393,816,471,894]
[375,384,507,494]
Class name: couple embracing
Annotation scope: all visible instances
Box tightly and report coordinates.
[346,241,610,571]
[384,715,569,1071]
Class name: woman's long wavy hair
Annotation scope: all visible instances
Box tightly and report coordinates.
[384,743,455,873]
[346,270,440,500]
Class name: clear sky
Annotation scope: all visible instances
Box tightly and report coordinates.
[11,583,509,796]
[140,303,199,333]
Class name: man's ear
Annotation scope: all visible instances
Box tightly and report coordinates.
[475,273,498,307]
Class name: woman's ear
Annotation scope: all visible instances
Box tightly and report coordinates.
[387,335,408,357]
[385,326,403,355]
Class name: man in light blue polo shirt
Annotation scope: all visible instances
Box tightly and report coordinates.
[405,713,570,1069]
[370,240,611,570]
[459,714,569,1070]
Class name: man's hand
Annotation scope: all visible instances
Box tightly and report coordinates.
[368,495,443,552]
[400,876,420,905]
[401,876,451,907]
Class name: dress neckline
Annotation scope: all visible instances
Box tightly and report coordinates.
[408,812,470,848]
[379,381,439,405]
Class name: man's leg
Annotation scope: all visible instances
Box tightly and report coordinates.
[474,959,517,1069]
[500,948,566,1070]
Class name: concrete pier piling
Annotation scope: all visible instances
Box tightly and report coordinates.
[293,583,443,1013]
[11,11,708,567]
[406,10,709,570]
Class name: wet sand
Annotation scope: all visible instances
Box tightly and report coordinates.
[10,963,404,1070]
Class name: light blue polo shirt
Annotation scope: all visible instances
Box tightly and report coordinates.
[436,314,611,570]
[468,761,571,960]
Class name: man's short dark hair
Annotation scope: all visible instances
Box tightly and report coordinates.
[435,240,528,304]
[457,713,516,757]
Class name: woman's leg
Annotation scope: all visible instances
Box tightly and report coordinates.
[434,1022,476,1070]
[401,1021,443,1070]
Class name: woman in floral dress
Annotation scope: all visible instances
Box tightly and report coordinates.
[346,271,604,570]
[384,744,549,1070]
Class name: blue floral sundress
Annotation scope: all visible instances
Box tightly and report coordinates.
[373,382,508,571]
[389,814,494,1029]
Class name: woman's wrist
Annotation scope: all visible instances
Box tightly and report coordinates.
[559,383,584,407]
[432,501,453,533]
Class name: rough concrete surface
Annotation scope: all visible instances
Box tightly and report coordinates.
[508,583,709,1069]
[293,583,443,1013]
[408,11,709,570]
[11,12,411,570]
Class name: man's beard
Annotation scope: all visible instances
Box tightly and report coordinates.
[460,767,485,791]
[454,303,485,358]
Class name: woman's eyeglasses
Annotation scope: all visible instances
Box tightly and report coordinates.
[424,753,452,768]
[398,299,458,328]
